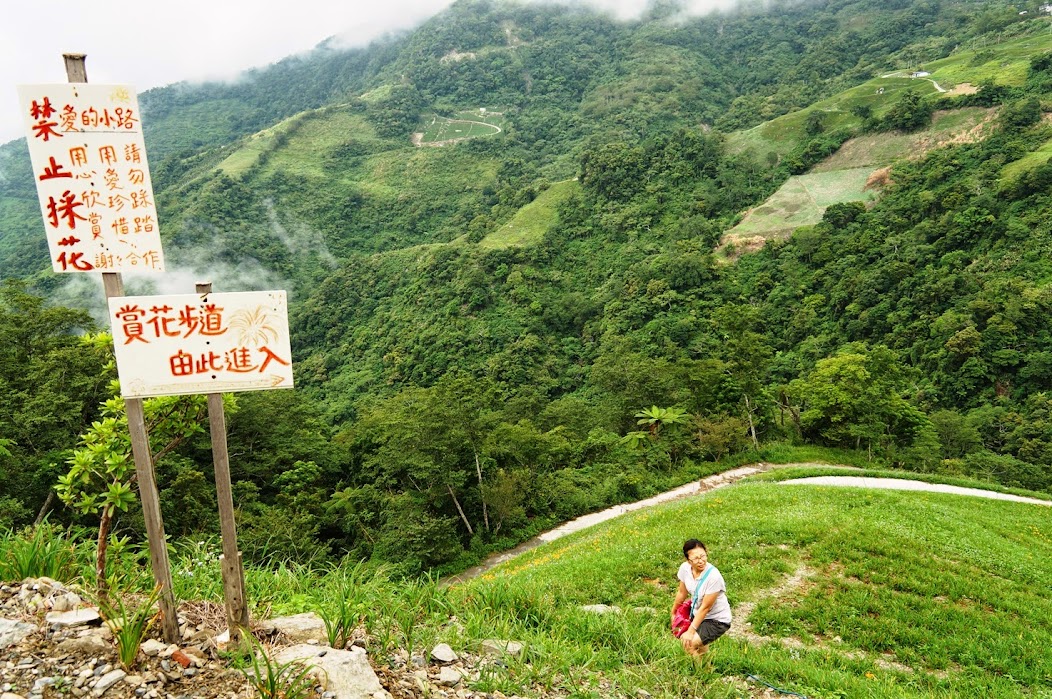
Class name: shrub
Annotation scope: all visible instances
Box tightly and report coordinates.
[0,523,77,582]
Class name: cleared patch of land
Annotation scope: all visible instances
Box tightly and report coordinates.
[721,167,876,251]
[216,105,396,179]
[726,27,1044,164]
[721,107,997,260]
[812,108,994,172]
[419,110,504,145]
[480,179,579,249]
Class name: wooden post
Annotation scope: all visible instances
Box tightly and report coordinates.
[64,53,180,644]
[196,282,251,641]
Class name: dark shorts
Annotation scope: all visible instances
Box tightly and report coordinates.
[697,619,731,645]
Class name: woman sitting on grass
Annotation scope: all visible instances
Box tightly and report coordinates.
[671,539,732,657]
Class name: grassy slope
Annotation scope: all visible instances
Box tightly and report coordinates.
[463,479,1052,697]
[726,27,1044,163]
[480,179,580,249]
[726,167,877,241]
[1001,133,1052,182]
[811,107,996,173]
[722,106,995,250]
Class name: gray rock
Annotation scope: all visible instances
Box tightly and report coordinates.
[123,676,145,687]
[430,644,457,664]
[0,618,35,648]
[434,667,461,687]
[274,644,391,699]
[141,640,167,657]
[580,604,621,614]
[259,613,328,644]
[51,593,83,613]
[55,635,110,656]
[479,639,524,658]
[30,679,55,693]
[93,669,127,696]
[45,609,100,628]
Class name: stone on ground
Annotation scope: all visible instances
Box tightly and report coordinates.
[430,643,457,663]
[274,644,391,699]
[45,608,101,628]
[0,618,35,648]
[259,612,328,644]
[480,639,524,658]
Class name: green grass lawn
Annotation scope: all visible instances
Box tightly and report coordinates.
[480,179,580,249]
[460,478,1052,697]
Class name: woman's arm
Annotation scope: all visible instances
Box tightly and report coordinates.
[681,591,720,643]
[689,592,720,631]
[671,580,689,621]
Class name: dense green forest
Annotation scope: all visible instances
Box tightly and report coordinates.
[1,0,1051,575]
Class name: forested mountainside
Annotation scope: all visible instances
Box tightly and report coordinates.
[1,0,1051,574]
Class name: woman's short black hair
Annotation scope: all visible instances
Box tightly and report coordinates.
[682,539,708,558]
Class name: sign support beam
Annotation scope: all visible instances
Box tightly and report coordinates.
[64,54,180,644]
[196,282,251,644]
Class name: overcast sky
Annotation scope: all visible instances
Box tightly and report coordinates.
[2,0,703,146]
[1,0,465,144]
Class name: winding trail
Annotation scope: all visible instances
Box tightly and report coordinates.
[779,475,1051,505]
[442,464,1050,585]
[442,463,797,585]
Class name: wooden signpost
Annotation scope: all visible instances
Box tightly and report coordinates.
[19,55,295,646]
[107,285,293,641]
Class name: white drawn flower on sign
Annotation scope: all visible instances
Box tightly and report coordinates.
[229,305,280,347]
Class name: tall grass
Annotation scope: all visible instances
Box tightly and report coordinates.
[0,523,78,582]
[240,636,316,699]
[94,585,162,670]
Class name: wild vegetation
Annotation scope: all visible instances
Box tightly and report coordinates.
[4,467,1050,697]
[0,0,1051,587]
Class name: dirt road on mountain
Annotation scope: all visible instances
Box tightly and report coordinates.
[443,464,1050,584]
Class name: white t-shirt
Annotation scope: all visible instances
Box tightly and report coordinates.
[678,561,732,624]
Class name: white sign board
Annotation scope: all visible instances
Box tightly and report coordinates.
[108,291,293,398]
[17,84,165,273]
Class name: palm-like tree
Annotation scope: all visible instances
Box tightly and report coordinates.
[634,406,689,436]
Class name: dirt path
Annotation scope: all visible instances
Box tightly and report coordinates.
[441,463,833,585]
[780,475,1051,505]
[443,465,1048,585]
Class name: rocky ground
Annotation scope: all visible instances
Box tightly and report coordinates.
[0,578,542,699]
[0,578,596,699]
[0,578,785,699]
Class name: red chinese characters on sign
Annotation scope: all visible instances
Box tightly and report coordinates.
[18,84,164,274]
[108,292,294,399]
